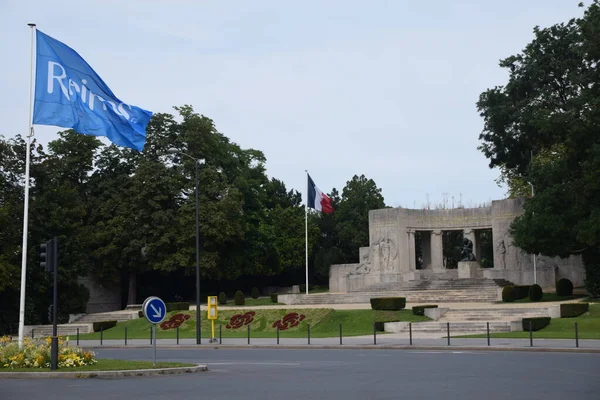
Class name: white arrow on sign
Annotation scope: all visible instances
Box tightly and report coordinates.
[150,303,163,319]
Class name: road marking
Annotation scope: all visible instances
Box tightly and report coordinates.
[206,362,301,366]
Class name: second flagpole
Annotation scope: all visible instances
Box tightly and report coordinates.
[305,170,309,295]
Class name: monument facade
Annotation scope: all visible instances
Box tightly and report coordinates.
[330,198,585,292]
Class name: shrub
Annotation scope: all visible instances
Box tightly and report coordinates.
[522,317,551,331]
[251,287,260,299]
[234,290,245,306]
[165,302,190,312]
[502,286,517,302]
[218,292,228,305]
[374,321,386,332]
[528,284,543,302]
[513,285,531,300]
[556,278,574,296]
[412,305,438,316]
[0,336,97,369]
[93,320,117,332]
[560,303,589,318]
[138,310,144,318]
[270,294,278,303]
[370,297,406,310]
[584,263,600,297]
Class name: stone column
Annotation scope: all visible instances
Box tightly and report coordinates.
[463,229,477,259]
[431,230,444,271]
[407,229,416,271]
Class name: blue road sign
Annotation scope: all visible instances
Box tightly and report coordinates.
[143,296,166,325]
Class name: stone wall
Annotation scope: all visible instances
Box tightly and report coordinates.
[78,275,121,313]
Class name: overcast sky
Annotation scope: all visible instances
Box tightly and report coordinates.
[0,0,585,208]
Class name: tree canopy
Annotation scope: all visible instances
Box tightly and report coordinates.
[477,1,600,295]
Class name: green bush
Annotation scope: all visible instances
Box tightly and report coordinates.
[93,320,117,332]
[374,321,386,332]
[251,287,260,299]
[234,290,245,306]
[370,297,406,310]
[560,303,589,318]
[556,278,574,296]
[412,305,438,316]
[528,284,543,301]
[584,262,600,297]
[522,317,551,332]
[513,285,531,300]
[502,286,517,302]
[138,310,144,318]
[218,292,227,305]
[165,302,190,312]
[270,294,278,303]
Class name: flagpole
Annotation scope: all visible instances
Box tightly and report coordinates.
[18,23,36,347]
[305,170,309,295]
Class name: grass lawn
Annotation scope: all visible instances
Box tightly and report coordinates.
[457,303,600,339]
[0,359,194,372]
[79,308,428,340]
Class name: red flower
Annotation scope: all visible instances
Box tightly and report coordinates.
[226,311,256,329]
[273,313,306,331]
[159,313,191,330]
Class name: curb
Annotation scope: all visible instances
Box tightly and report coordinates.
[0,364,208,379]
[86,344,600,354]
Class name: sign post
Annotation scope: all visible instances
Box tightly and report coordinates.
[207,296,218,343]
[142,296,166,366]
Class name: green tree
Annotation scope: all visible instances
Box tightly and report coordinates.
[477,1,600,295]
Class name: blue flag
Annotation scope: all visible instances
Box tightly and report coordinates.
[33,30,152,151]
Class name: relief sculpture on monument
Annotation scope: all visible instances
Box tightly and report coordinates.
[353,237,397,275]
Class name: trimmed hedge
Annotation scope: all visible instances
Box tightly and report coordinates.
[93,320,117,332]
[166,302,190,312]
[502,286,517,302]
[251,287,260,299]
[412,305,438,316]
[138,310,144,318]
[556,278,574,296]
[513,285,531,300]
[270,294,278,303]
[370,297,406,310]
[218,292,227,305]
[528,284,543,302]
[522,317,551,332]
[374,321,386,332]
[234,290,245,306]
[560,303,589,318]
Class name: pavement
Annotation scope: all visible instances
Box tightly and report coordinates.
[2,348,599,399]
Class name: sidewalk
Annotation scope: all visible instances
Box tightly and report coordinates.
[75,335,600,352]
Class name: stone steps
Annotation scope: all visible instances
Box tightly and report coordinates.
[24,324,93,338]
[384,320,513,334]
[358,278,507,293]
[278,290,499,305]
[439,308,550,321]
[76,311,139,323]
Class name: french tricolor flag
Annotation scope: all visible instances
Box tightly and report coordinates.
[307,174,334,214]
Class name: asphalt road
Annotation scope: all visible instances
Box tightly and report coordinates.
[3,348,599,400]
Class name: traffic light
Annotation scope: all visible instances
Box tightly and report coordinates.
[40,239,53,272]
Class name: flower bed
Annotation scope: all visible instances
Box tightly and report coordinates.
[0,336,96,369]
[272,312,306,331]
[160,313,191,330]
[226,311,256,329]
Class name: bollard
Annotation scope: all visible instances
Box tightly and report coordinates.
[339,324,343,345]
[77,328,79,346]
[247,325,250,345]
[575,322,579,348]
[308,324,311,345]
[487,322,490,346]
[176,326,179,345]
[373,322,377,345]
[409,322,412,345]
[31,329,34,339]
[277,325,280,345]
[447,322,450,346]
[125,327,128,346]
[219,325,222,345]
[100,326,103,346]
[529,320,533,347]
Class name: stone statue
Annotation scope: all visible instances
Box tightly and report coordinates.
[460,238,476,261]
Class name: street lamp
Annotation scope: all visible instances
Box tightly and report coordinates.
[529,181,537,285]
[168,148,205,344]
